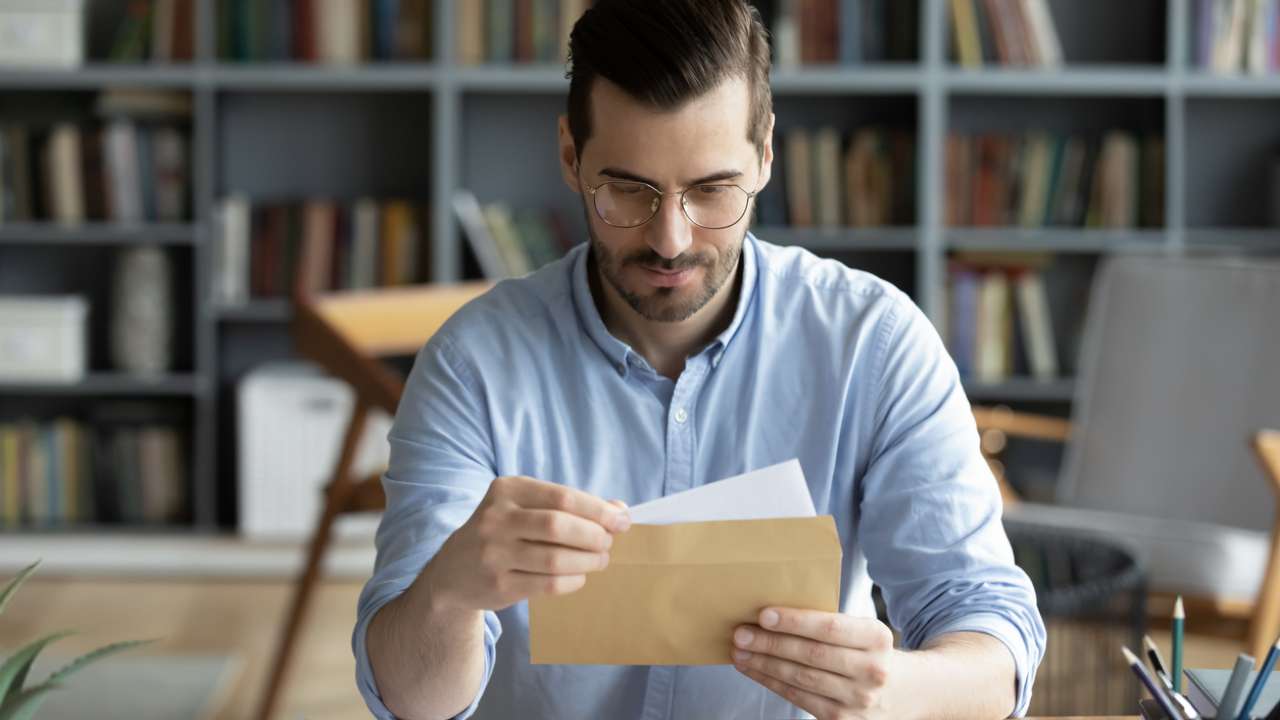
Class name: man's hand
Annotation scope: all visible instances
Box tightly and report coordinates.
[731,607,899,720]
[422,475,631,612]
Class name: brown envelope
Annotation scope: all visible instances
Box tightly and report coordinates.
[529,515,843,665]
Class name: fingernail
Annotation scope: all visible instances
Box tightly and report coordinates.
[733,649,751,662]
[611,512,631,532]
[760,609,779,628]
[734,628,754,647]
[598,553,610,570]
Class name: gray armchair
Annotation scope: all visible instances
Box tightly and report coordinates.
[973,254,1280,661]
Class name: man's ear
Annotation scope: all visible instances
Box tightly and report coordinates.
[756,112,776,192]
[558,115,581,193]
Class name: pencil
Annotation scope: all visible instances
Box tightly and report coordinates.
[1173,596,1185,694]
[1124,646,1186,720]
[1238,638,1280,720]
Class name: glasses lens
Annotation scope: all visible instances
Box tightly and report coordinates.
[594,182,659,228]
[683,185,750,229]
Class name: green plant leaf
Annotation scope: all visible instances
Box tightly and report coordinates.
[0,561,39,617]
[43,638,155,686]
[0,631,73,707]
[0,682,61,720]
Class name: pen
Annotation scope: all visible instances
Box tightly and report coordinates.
[1238,638,1280,720]
[1124,646,1186,720]
[1173,596,1185,694]
[1145,635,1200,719]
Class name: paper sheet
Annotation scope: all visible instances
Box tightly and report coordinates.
[626,459,817,524]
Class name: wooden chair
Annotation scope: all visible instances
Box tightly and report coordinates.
[255,279,490,720]
[970,254,1280,663]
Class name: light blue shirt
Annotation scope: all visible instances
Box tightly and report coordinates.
[353,233,1046,719]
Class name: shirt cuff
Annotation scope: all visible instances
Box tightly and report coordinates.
[352,593,501,719]
[922,612,1039,718]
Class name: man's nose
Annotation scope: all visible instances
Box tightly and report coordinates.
[645,193,694,260]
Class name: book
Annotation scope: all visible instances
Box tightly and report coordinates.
[560,0,588,61]
[489,0,514,63]
[351,197,381,289]
[458,0,486,64]
[453,191,505,278]
[784,127,813,226]
[813,126,843,228]
[951,0,982,67]
[1186,667,1280,719]
[974,270,1012,382]
[317,0,361,64]
[45,123,85,225]
[1014,272,1058,380]
[217,195,252,305]
[483,202,533,276]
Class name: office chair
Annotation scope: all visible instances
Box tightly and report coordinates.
[972,254,1280,662]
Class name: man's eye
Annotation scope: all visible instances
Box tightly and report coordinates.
[695,185,729,195]
[615,184,646,195]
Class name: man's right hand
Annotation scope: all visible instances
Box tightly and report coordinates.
[420,475,631,613]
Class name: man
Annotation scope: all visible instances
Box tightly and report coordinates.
[355,1,1046,718]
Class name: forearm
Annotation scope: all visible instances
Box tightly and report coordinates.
[890,632,1017,720]
[366,563,487,720]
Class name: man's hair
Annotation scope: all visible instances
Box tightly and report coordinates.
[566,0,773,162]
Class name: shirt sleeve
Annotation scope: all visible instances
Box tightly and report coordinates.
[352,333,503,720]
[856,296,1047,718]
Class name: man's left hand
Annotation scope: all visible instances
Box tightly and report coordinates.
[731,607,900,720]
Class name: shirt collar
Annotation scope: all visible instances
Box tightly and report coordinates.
[570,233,760,377]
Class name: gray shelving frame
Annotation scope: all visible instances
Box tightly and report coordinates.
[2,0,1279,533]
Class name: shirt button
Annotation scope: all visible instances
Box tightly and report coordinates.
[674,408,688,424]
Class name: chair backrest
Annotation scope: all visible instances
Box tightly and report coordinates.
[1060,255,1280,533]
[291,282,491,415]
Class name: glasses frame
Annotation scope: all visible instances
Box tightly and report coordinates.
[579,174,761,230]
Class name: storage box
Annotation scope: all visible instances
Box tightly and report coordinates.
[238,362,392,540]
[0,0,84,68]
[0,296,88,383]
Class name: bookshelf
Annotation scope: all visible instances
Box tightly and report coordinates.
[2,0,1279,542]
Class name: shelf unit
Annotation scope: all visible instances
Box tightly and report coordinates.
[3,0,1279,538]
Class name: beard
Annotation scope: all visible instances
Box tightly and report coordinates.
[585,210,745,323]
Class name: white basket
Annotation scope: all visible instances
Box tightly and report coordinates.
[0,295,88,383]
[0,0,85,68]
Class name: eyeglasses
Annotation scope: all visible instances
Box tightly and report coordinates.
[580,175,760,230]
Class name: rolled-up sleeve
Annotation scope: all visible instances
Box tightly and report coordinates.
[856,297,1047,717]
[353,333,502,719]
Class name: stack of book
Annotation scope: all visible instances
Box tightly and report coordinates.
[456,0,589,65]
[944,254,1059,384]
[763,0,918,66]
[757,126,915,229]
[0,414,188,528]
[216,196,431,305]
[452,190,574,279]
[0,90,192,225]
[949,0,1063,68]
[1194,0,1280,75]
[945,131,1164,229]
[218,0,434,63]
[107,0,196,62]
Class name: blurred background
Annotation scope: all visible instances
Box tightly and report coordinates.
[1,0,1278,718]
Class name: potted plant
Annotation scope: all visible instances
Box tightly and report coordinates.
[0,560,153,719]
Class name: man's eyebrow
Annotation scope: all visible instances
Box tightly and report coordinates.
[597,167,744,187]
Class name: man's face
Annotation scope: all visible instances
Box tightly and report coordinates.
[559,76,774,323]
